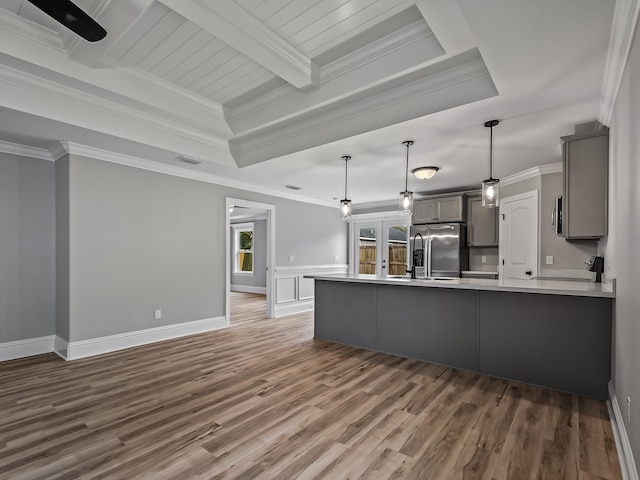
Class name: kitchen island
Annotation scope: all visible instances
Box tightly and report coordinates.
[306,274,615,399]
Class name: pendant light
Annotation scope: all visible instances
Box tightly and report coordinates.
[482,120,500,208]
[340,155,352,220]
[399,140,414,215]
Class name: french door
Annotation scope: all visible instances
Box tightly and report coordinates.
[352,219,410,277]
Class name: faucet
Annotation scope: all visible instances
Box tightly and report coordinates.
[407,232,424,279]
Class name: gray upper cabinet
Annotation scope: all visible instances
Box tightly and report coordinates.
[413,195,464,224]
[561,128,608,239]
[466,195,498,246]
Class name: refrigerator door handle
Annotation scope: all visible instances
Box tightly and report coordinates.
[426,236,432,277]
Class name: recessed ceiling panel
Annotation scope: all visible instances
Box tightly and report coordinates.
[234,0,408,58]
[111,1,276,104]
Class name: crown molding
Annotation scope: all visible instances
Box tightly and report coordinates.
[0,11,66,53]
[230,49,495,167]
[321,21,435,84]
[52,142,337,208]
[0,15,230,139]
[0,64,233,166]
[500,163,562,187]
[0,140,54,161]
[599,0,640,126]
[226,20,439,130]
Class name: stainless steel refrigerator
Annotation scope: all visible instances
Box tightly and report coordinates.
[409,224,469,278]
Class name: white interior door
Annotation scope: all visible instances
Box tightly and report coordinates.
[499,190,539,280]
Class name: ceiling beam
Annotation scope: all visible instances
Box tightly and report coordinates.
[157,0,319,90]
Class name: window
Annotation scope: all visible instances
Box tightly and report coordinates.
[232,223,254,275]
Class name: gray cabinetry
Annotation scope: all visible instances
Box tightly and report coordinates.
[376,285,477,370]
[479,291,611,399]
[313,279,612,399]
[466,195,498,246]
[561,129,608,239]
[413,195,464,224]
[314,281,376,349]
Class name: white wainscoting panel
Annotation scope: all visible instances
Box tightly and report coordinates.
[298,277,315,300]
[276,277,297,304]
[274,264,347,317]
[0,335,55,362]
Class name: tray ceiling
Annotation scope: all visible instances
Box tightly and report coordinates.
[0,0,616,205]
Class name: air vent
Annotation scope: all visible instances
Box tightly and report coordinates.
[177,156,203,165]
[285,184,302,190]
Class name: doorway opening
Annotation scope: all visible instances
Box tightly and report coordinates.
[225,197,275,325]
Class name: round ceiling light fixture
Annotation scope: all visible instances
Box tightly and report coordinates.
[412,166,440,180]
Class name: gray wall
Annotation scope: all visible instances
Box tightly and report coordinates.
[0,153,55,342]
[59,154,347,341]
[230,218,267,289]
[539,172,597,274]
[605,20,640,472]
[501,173,597,277]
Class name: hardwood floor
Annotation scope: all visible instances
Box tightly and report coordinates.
[0,292,622,479]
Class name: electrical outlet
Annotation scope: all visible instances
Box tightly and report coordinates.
[289,255,294,262]
[154,309,162,320]
[627,397,631,423]
[546,255,554,265]
[334,255,339,261]
[481,256,487,263]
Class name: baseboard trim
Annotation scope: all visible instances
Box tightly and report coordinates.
[60,316,227,361]
[275,300,314,318]
[608,381,639,480]
[230,285,267,294]
[0,335,55,362]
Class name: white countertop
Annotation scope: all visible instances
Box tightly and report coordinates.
[304,274,615,298]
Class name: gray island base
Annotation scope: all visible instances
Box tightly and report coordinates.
[312,278,612,400]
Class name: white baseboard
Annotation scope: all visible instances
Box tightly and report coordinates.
[275,300,314,318]
[230,285,267,294]
[609,381,639,480]
[57,316,227,361]
[0,335,55,362]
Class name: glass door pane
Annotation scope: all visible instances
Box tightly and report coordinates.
[385,224,409,276]
[357,225,378,275]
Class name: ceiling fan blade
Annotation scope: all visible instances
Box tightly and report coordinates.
[27,0,107,42]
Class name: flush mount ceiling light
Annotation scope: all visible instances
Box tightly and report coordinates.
[340,155,352,221]
[412,166,439,180]
[482,119,500,208]
[399,140,414,215]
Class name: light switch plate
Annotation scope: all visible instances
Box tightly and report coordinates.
[334,255,339,261]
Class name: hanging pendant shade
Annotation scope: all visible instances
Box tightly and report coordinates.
[482,120,500,208]
[340,155,352,220]
[399,140,414,215]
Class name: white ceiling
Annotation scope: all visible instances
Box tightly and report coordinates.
[0,0,616,207]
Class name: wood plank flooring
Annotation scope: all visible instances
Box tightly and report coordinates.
[0,292,622,479]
